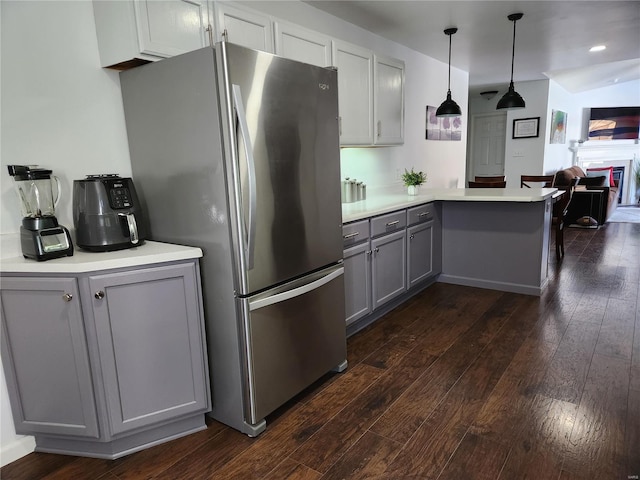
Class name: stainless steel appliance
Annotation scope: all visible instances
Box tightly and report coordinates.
[120,42,346,436]
[7,165,73,261]
[72,174,147,251]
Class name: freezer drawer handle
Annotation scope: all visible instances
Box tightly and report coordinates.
[249,267,344,311]
[232,84,257,270]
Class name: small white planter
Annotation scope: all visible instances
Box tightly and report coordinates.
[407,185,419,195]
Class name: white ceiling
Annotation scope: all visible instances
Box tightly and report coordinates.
[305,1,640,94]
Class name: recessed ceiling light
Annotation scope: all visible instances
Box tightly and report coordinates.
[589,45,606,52]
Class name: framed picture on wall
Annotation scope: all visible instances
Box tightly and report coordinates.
[513,117,540,139]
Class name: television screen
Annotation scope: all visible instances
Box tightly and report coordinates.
[588,106,640,140]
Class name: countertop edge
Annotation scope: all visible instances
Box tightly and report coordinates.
[342,187,557,223]
[0,238,203,274]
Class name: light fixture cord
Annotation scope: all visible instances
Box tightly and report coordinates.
[510,18,517,83]
[447,32,452,91]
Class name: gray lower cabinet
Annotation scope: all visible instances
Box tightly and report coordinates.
[407,221,434,288]
[342,202,442,330]
[343,241,372,326]
[371,229,407,308]
[0,277,99,439]
[0,260,210,459]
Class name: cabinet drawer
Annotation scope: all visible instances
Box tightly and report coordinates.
[407,203,434,226]
[371,210,406,237]
[342,220,370,247]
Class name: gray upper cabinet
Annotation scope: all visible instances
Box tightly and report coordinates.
[274,21,332,67]
[0,277,99,438]
[89,263,209,436]
[93,0,209,68]
[214,2,273,52]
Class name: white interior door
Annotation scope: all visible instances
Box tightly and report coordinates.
[470,113,506,179]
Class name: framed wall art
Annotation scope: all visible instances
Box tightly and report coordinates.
[512,117,540,139]
[426,105,462,141]
[550,110,567,144]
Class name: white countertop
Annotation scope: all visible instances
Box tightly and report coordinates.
[342,187,557,223]
[0,235,203,274]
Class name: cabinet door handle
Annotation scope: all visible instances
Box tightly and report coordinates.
[374,247,379,253]
[339,116,342,136]
[386,220,400,227]
[343,232,360,239]
[94,291,105,300]
[410,234,415,240]
[417,211,430,217]
[62,293,73,302]
[377,120,382,137]
[366,250,372,256]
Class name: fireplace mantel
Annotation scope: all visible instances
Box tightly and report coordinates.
[569,140,639,204]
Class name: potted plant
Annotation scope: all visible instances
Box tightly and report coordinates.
[402,168,427,195]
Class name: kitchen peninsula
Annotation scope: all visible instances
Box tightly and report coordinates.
[341,187,556,333]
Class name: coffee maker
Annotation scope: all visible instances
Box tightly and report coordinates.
[7,165,74,261]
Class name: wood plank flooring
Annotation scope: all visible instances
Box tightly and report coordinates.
[2,222,639,479]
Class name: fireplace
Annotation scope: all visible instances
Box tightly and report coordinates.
[570,140,640,205]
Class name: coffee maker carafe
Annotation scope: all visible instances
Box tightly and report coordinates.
[7,165,73,260]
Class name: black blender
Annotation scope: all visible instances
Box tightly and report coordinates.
[7,165,73,260]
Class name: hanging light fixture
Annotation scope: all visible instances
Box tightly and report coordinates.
[497,13,526,110]
[436,27,461,117]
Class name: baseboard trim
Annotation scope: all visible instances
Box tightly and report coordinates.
[438,274,543,296]
[0,435,35,467]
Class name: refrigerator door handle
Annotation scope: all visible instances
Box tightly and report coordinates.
[249,267,344,311]
[232,83,257,270]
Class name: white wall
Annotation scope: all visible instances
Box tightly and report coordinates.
[244,1,469,190]
[573,80,640,139]
[543,80,582,173]
[468,79,640,187]
[0,0,134,465]
[0,0,468,466]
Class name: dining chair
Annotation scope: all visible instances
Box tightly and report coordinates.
[474,175,506,182]
[551,177,579,260]
[521,174,555,188]
[468,180,507,188]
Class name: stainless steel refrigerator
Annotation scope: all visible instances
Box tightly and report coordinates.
[120,42,346,436]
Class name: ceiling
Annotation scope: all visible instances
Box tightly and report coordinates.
[305,1,640,94]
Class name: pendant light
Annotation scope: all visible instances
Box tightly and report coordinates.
[497,13,526,110]
[436,27,461,117]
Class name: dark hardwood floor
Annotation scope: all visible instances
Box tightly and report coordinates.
[2,222,639,479]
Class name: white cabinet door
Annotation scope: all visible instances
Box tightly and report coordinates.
[332,40,373,145]
[274,21,332,67]
[136,0,209,57]
[215,2,273,52]
[93,0,208,68]
[374,54,405,145]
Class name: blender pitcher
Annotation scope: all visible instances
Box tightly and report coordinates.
[7,165,61,218]
[7,165,73,260]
